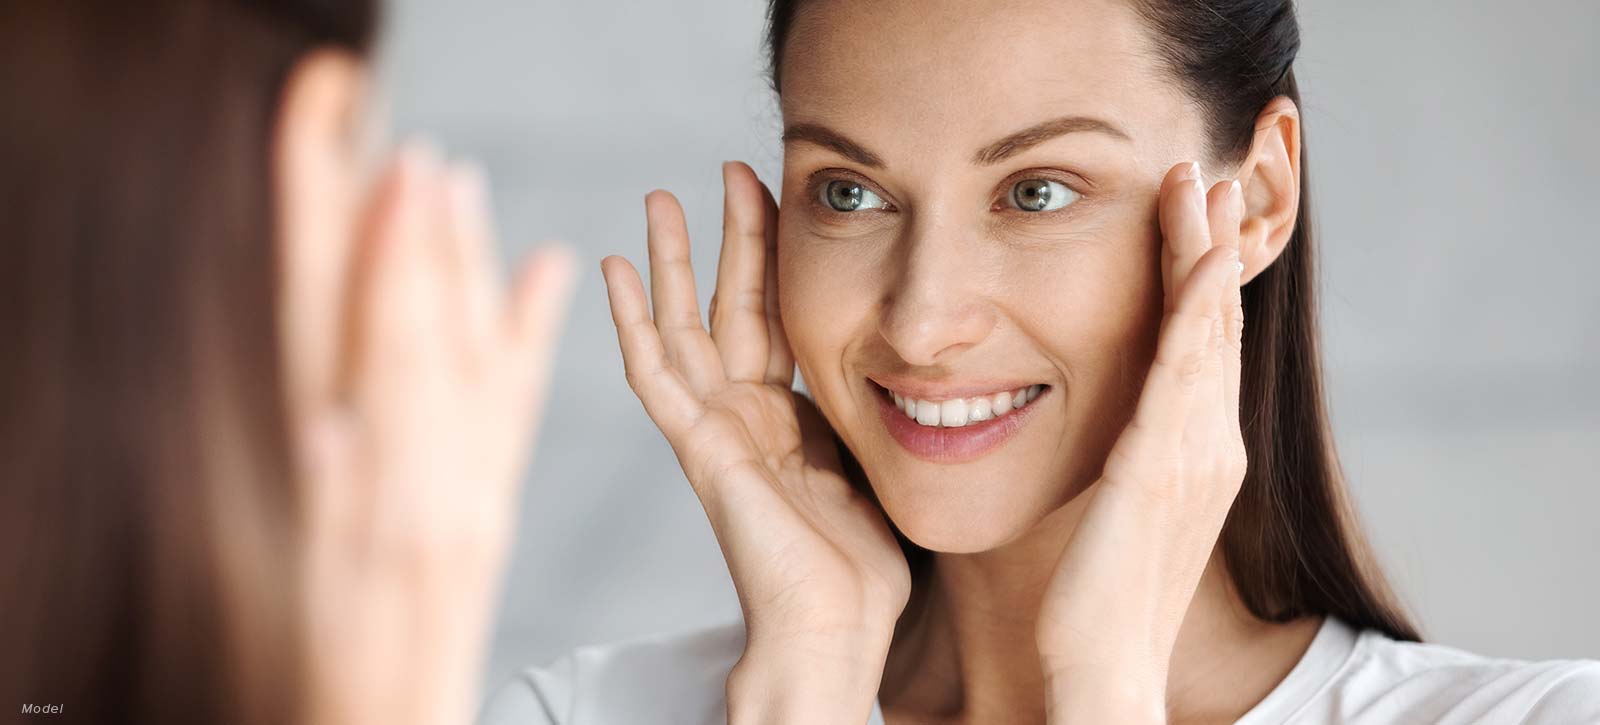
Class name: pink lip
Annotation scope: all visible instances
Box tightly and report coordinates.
[872,383,1046,464]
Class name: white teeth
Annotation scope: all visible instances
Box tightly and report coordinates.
[889,385,1046,429]
[940,399,969,427]
[969,397,993,422]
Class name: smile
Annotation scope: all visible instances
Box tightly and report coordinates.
[887,384,1045,428]
[869,379,1051,463]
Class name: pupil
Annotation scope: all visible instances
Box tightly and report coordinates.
[1018,180,1050,210]
[831,182,862,210]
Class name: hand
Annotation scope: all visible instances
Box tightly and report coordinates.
[1035,162,1247,723]
[281,142,578,725]
[601,162,910,722]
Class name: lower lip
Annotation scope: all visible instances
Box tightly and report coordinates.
[873,385,1046,464]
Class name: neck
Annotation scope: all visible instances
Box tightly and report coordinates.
[879,494,1320,725]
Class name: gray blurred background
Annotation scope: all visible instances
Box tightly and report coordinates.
[376,0,1600,696]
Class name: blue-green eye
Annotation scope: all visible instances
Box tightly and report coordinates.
[1009,179,1078,212]
[820,180,887,212]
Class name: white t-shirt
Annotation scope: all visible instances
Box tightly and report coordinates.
[478,616,1600,724]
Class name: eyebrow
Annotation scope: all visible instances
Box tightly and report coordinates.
[781,114,1130,170]
[973,116,1130,165]
[782,123,885,168]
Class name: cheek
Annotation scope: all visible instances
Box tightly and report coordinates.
[1009,215,1163,363]
[1010,212,1165,489]
[776,226,878,385]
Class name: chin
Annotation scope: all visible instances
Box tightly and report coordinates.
[866,466,1057,554]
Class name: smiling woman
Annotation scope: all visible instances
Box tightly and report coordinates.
[481,1,1600,724]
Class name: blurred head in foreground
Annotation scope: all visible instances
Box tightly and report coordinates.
[1,2,376,722]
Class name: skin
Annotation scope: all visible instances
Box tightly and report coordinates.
[604,0,1317,722]
[272,52,577,725]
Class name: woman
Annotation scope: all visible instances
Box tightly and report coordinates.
[0,2,574,724]
[483,0,1599,723]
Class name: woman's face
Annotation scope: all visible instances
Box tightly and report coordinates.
[776,0,1214,552]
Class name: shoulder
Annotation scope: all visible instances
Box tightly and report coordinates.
[1303,624,1600,724]
[476,621,744,725]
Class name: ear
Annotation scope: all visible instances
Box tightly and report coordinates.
[1231,96,1301,284]
[273,50,370,427]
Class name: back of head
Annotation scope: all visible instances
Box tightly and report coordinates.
[0,2,374,722]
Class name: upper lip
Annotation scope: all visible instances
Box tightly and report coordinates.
[866,374,1046,401]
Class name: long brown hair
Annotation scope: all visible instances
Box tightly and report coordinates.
[768,0,1422,644]
[0,2,375,723]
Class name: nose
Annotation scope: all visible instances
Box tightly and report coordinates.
[877,217,997,367]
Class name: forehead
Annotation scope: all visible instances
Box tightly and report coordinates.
[779,0,1195,162]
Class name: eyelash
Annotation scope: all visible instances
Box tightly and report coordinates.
[804,169,897,217]
[803,168,1091,220]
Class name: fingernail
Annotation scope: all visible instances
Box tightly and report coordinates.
[1228,179,1244,215]
[1179,161,1201,181]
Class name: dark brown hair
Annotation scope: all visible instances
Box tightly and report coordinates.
[770,0,1422,644]
[0,2,375,723]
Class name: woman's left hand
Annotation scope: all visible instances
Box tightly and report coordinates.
[1034,161,1247,723]
[285,142,577,725]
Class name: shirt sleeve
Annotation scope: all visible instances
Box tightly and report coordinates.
[476,655,578,725]
[1522,661,1600,724]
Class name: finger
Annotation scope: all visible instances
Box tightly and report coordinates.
[1129,244,1240,446]
[1207,181,1246,423]
[710,162,772,382]
[504,244,579,424]
[1158,162,1213,312]
[1205,179,1243,257]
[758,180,796,386]
[644,190,725,393]
[446,161,504,364]
[602,255,706,436]
[1222,246,1245,430]
[344,142,446,408]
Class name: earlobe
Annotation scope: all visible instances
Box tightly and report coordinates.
[1233,96,1301,284]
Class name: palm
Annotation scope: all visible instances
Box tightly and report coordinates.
[706,385,906,621]
[602,163,908,641]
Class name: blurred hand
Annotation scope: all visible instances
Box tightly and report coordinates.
[281,142,577,725]
[1036,162,1247,723]
[601,162,909,723]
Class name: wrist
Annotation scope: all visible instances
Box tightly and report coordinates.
[1041,660,1166,725]
[726,634,891,725]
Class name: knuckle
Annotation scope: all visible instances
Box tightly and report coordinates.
[1171,350,1207,390]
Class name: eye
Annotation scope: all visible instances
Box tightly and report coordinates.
[1009,179,1079,212]
[820,179,887,212]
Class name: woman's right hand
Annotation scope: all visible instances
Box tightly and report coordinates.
[601,162,910,721]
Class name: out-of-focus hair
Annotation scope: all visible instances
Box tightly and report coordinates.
[0,2,375,723]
